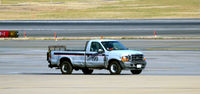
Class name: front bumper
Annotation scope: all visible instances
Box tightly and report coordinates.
[120,60,147,70]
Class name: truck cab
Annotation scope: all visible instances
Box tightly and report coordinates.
[47,39,146,75]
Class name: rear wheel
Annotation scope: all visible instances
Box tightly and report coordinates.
[60,61,73,74]
[109,61,121,75]
[131,70,142,74]
[82,68,93,74]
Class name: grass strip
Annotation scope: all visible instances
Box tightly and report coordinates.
[0,0,200,20]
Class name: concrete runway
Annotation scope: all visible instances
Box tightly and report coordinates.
[0,39,199,75]
[0,19,200,37]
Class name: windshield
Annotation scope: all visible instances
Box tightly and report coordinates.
[101,41,127,51]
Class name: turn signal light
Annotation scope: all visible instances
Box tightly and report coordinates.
[121,57,128,61]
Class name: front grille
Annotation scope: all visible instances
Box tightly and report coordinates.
[132,54,143,61]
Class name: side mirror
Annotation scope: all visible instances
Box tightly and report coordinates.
[98,49,104,53]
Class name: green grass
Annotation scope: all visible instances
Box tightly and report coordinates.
[0,0,200,20]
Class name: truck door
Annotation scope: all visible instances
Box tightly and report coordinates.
[86,42,105,68]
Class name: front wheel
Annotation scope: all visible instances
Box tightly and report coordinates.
[131,70,142,74]
[82,68,93,74]
[60,61,73,74]
[109,61,122,75]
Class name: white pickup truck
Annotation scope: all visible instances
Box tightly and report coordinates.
[47,39,146,75]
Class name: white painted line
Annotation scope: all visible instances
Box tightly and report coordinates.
[8,72,23,74]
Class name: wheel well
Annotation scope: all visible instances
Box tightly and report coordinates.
[60,57,73,67]
[108,59,122,69]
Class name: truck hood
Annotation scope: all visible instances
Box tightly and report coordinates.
[108,50,143,56]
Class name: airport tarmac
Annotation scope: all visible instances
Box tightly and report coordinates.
[0,19,200,37]
[0,39,200,94]
[0,39,199,75]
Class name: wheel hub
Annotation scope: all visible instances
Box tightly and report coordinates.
[110,64,117,73]
[62,64,67,72]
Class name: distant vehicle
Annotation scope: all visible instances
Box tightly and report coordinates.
[47,39,147,75]
[0,31,19,38]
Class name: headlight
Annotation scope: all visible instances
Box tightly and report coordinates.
[121,56,130,61]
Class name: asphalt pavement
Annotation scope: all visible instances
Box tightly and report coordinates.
[0,19,200,37]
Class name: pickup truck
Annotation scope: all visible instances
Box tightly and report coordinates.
[47,39,146,75]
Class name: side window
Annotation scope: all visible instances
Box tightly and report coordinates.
[90,42,103,52]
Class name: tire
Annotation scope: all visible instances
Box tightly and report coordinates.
[109,61,122,75]
[130,70,142,74]
[82,68,93,74]
[60,61,73,74]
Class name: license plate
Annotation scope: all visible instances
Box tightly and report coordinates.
[136,64,142,68]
